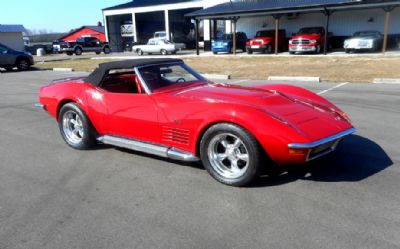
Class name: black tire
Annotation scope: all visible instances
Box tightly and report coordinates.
[200,123,263,187]
[315,45,321,54]
[95,51,101,55]
[267,45,273,53]
[246,48,253,54]
[345,49,350,54]
[136,49,143,56]
[103,46,111,54]
[16,58,30,71]
[58,103,96,150]
[160,49,168,55]
[74,47,82,56]
[289,51,295,55]
[5,67,14,71]
[212,51,217,55]
[66,52,73,56]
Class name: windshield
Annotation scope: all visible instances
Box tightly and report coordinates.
[353,31,381,37]
[137,63,207,93]
[298,28,323,34]
[255,30,274,37]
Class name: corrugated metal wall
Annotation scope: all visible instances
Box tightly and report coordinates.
[237,8,400,38]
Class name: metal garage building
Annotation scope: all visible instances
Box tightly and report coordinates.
[103,0,229,51]
[0,25,26,51]
[103,0,400,53]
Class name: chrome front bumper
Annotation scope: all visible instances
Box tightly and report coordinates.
[288,127,356,161]
[289,45,316,52]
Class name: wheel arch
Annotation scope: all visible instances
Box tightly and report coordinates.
[15,55,30,65]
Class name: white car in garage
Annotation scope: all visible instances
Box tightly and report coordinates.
[133,39,185,55]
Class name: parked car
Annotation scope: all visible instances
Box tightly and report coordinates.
[0,43,34,71]
[133,39,185,55]
[36,58,355,186]
[212,32,248,54]
[344,31,383,53]
[289,27,332,54]
[59,37,111,56]
[246,29,287,54]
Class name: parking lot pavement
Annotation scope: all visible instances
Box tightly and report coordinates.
[0,71,399,249]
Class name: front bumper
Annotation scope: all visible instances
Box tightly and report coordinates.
[289,45,316,52]
[212,45,230,53]
[246,45,268,52]
[288,127,356,161]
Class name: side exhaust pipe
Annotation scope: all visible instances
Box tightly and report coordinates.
[97,135,199,162]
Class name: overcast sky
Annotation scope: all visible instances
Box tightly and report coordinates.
[0,0,127,33]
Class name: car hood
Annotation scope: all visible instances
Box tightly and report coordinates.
[346,36,376,41]
[291,34,321,40]
[169,83,351,140]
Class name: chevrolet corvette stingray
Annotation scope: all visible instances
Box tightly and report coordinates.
[36,58,355,186]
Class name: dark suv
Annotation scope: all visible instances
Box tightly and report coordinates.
[0,43,34,71]
[212,32,248,54]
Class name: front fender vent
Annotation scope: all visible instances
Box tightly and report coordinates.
[162,126,190,145]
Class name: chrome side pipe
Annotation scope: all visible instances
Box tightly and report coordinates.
[97,135,199,162]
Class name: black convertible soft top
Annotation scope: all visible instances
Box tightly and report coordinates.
[85,58,183,86]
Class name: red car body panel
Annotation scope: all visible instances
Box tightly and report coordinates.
[39,73,353,165]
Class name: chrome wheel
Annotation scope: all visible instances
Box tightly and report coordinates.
[208,133,250,179]
[62,110,84,145]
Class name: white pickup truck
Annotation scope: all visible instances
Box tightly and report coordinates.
[132,39,185,56]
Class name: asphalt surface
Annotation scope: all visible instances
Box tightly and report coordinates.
[0,70,399,249]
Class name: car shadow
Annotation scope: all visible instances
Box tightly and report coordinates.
[250,134,393,188]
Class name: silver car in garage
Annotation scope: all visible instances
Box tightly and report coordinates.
[133,39,186,56]
[344,31,383,53]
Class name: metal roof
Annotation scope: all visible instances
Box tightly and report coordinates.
[0,24,26,33]
[58,26,105,40]
[186,0,400,18]
[103,0,198,11]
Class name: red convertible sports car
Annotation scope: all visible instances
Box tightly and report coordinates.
[37,58,355,186]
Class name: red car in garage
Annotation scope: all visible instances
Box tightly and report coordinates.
[37,59,355,186]
[246,29,287,54]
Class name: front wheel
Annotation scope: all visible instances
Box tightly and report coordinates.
[58,103,96,150]
[16,58,30,71]
[136,49,143,56]
[160,49,168,55]
[200,123,263,186]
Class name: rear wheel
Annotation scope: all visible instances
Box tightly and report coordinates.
[200,123,263,186]
[58,103,96,150]
[95,51,101,55]
[160,49,168,55]
[103,46,111,54]
[74,47,82,56]
[66,51,73,56]
[246,48,253,54]
[16,58,30,71]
